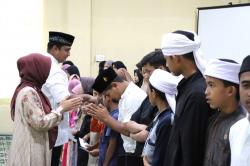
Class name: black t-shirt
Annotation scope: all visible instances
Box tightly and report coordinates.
[130,96,158,156]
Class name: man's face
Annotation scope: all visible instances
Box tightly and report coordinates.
[240,71,250,113]
[104,83,121,102]
[52,45,71,63]
[205,76,229,109]
[102,92,111,110]
[166,56,181,76]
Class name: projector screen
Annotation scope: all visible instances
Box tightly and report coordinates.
[197,4,250,63]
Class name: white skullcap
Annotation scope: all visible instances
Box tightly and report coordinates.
[161,31,207,75]
[204,59,241,84]
[149,69,178,113]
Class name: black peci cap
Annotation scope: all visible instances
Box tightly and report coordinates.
[239,55,250,77]
[92,67,117,93]
[49,31,75,46]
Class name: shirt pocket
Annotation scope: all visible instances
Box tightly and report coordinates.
[216,132,231,166]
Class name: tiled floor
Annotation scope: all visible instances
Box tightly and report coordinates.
[0,135,12,165]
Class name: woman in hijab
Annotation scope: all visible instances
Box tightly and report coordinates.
[7,53,83,166]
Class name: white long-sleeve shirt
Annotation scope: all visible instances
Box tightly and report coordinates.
[229,114,250,166]
[42,53,71,147]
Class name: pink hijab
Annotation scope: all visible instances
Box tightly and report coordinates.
[68,79,81,94]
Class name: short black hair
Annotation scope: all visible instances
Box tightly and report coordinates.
[219,59,239,101]
[63,60,74,66]
[136,62,142,70]
[105,76,124,91]
[149,83,166,101]
[140,49,166,69]
[47,42,65,52]
[222,80,239,101]
[66,65,80,77]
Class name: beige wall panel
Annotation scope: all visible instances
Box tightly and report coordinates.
[90,0,241,75]
[43,0,92,76]
[66,0,92,76]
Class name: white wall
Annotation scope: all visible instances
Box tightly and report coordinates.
[0,0,43,98]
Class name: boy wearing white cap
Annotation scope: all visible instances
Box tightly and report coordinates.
[142,69,178,166]
[161,30,214,166]
[203,59,245,166]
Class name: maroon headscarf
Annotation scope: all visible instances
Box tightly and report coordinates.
[10,53,58,149]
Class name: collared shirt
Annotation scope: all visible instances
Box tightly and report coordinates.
[42,53,71,146]
[230,114,250,166]
[118,82,147,153]
[164,71,214,166]
[130,97,158,156]
[142,108,172,166]
[204,109,245,166]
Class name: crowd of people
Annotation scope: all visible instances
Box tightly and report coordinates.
[6,30,250,166]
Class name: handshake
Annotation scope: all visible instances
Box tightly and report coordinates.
[58,94,98,113]
[60,94,109,122]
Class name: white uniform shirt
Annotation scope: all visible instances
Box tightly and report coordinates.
[42,53,72,147]
[118,82,147,153]
[229,115,250,166]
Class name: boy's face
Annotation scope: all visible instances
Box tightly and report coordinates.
[142,63,156,82]
[240,71,250,113]
[166,56,182,76]
[102,93,111,110]
[205,76,229,109]
[147,85,156,106]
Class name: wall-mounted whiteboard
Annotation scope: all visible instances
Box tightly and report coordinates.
[197,4,250,63]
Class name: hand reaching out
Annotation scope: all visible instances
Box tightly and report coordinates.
[59,96,83,112]
[82,94,98,104]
